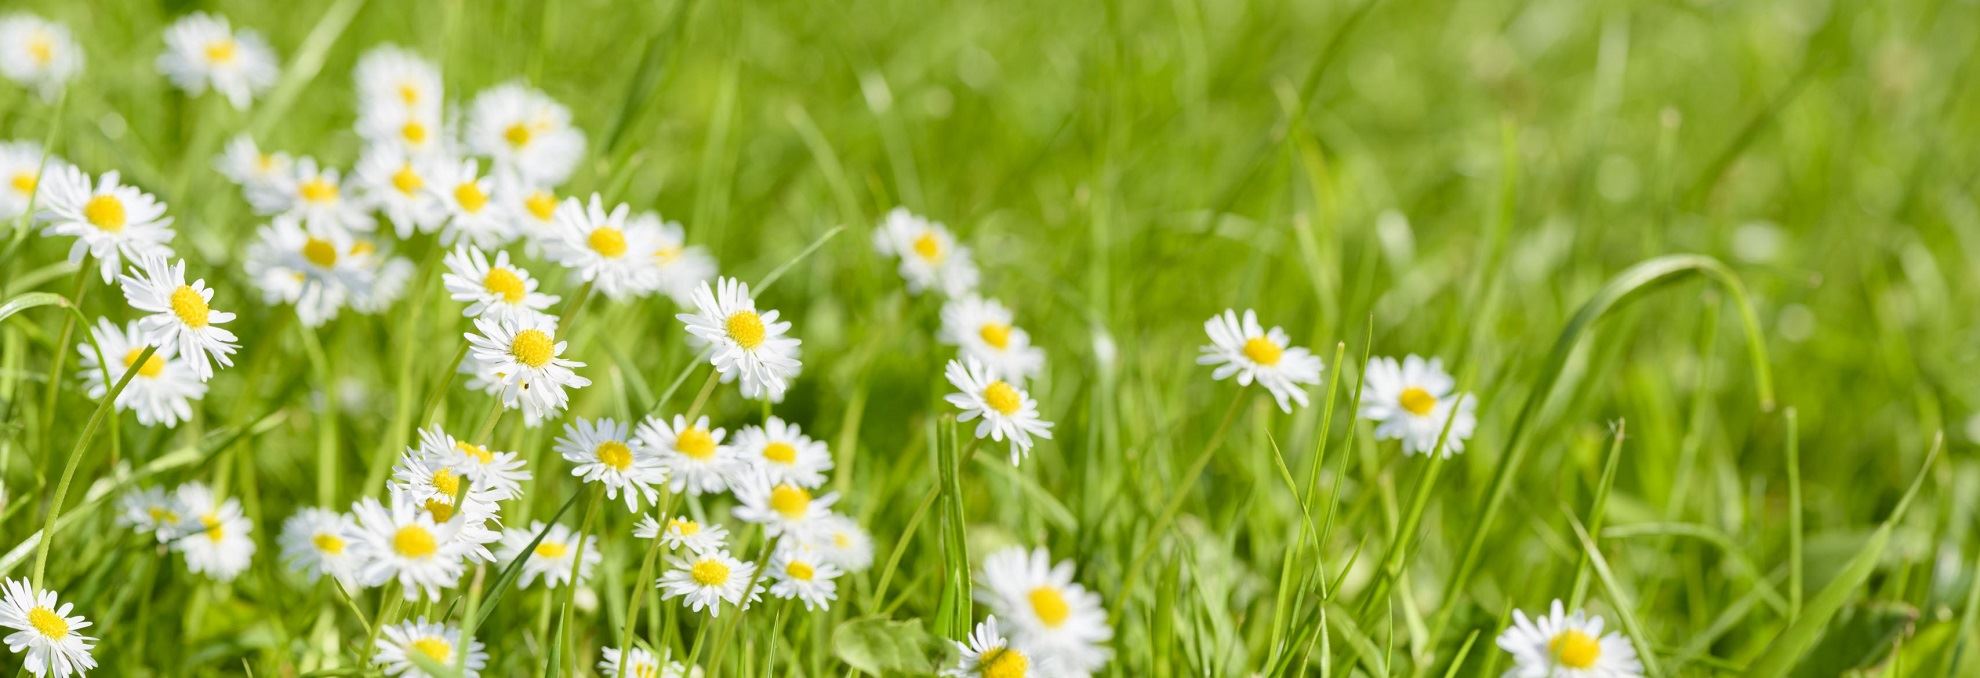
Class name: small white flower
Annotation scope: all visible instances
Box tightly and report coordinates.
[372,617,488,677]
[119,254,239,381]
[243,216,363,327]
[943,358,1053,464]
[676,277,803,401]
[0,15,83,97]
[1360,355,1478,457]
[636,415,738,496]
[279,507,361,588]
[799,512,874,573]
[496,181,562,251]
[975,547,1112,676]
[215,134,292,200]
[730,469,837,539]
[731,416,832,489]
[390,445,503,527]
[37,166,175,283]
[0,140,67,221]
[0,578,96,678]
[433,159,514,249]
[419,426,531,502]
[465,82,584,187]
[156,13,277,109]
[636,212,718,307]
[657,549,760,617]
[349,496,472,602]
[355,96,447,159]
[353,45,443,121]
[556,418,664,512]
[635,515,729,555]
[767,547,840,611]
[944,616,1040,678]
[441,246,558,323]
[117,486,183,543]
[545,195,665,300]
[464,313,591,424]
[1496,600,1643,678]
[170,482,256,582]
[872,208,979,297]
[264,157,376,235]
[1197,309,1324,413]
[599,646,694,678]
[77,318,205,428]
[940,295,1045,382]
[496,521,600,589]
[351,146,444,238]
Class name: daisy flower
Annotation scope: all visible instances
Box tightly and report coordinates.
[495,521,600,589]
[372,617,488,678]
[353,45,442,119]
[600,646,693,678]
[801,512,874,573]
[944,616,1038,678]
[351,146,444,238]
[441,245,558,323]
[349,496,472,602]
[116,486,182,543]
[389,446,502,525]
[264,157,375,234]
[676,277,803,400]
[465,82,584,186]
[156,13,277,109]
[433,159,514,248]
[215,135,292,198]
[635,515,729,555]
[767,547,841,611]
[872,208,979,297]
[419,426,531,502]
[1360,355,1479,456]
[657,549,760,617]
[464,313,590,424]
[730,469,837,539]
[731,416,831,489]
[940,295,1046,382]
[0,578,96,678]
[279,507,361,587]
[1496,600,1643,678]
[555,418,664,512]
[0,15,82,97]
[119,254,238,381]
[636,212,717,307]
[37,166,175,282]
[170,482,256,582]
[77,318,206,427]
[355,96,447,159]
[497,180,562,250]
[243,216,361,327]
[545,195,663,300]
[0,140,65,221]
[1197,309,1325,413]
[975,547,1112,676]
[395,483,502,565]
[636,415,738,496]
[943,358,1053,464]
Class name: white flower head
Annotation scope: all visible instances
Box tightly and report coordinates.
[264,157,375,235]
[119,253,238,381]
[117,486,183,543]
[1496,600,1643,678]
[767,546,841,611]
[353,45,442,121]
[636,414,738,496]
[636,213,718,307]
[465,82,585,186]
[943,358,1053,464]
[635,515,730,555]
[676,277,803,401]
[243,216,365,327]
[372,617,488,677]
[0,140,67,221]
[157,13,277,108]
[441,245,558,323]
[433,159,515,249]
[940,295,1045,382]
[77,318,205,427]
[975,547,1112,676]
[799,512,874,573]
[555,418,664,512]
[0,578,96,678]
[464,313,590,424]
[545,195,665,300]
[732,416,832,489]
[352,146,445,238]
[419,426,531,502]
[390,445,503,528]
[356,96,448,159]
[496,521,600,589]
[37,166,174,283]
[873,208,979,296]
[730,469,837,539]
[216,134,292,196]
[1197,309,1324,413]
[349,496,473,602]
[1360,355,1478,457]
[0,15,83,97]
[279,507,362,588]
[495,180,562,251]
[170,482,257,582]
[657,549,760,617]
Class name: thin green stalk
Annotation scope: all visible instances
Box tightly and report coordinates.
[31,344,155,586]
[37,259,90,441]
[1110,389,1248,626]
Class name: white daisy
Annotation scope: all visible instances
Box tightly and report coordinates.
[372,617,488,678]
[943,358,1053,464]
[555,418,664,512]
[635,515,729,555]
[119,253,239,381]
[215,135,292,200]
[944,616,1039,678]
[395,482,502,566]
[1360,355,1479,457]
[170,482,256,582]
[0,140,65,221]
[730,469,837,539]
[156,13,277,109]
[657,549,759,617]
[349,496,472,602]
[495,521,600,589]
[464,312,590,424]
[419,426,531,502]
[676,277,803,401]
[433,159,514,249]
[243,216,362,327]
[37,166,175,283]
[77,318,205,428]
[731,416,831,489]
[351,146,444,238]
[497,180,562,251]
[0,15,82,97]
[353,45,442,120]
[464,82,584,186]
[975,547,1112,676]
[767,547,840,611]
[0,578,96,678]
[599,646,694,678]
[635,212,717,307]
[635,415,738,496]
[441,245,558,323]
[355,96,447,159]
[940,295,1045,382]
[872,208,979,297]
[390,446,502,527]
[116,486,182,543]
[1198,309,1325,413]
[279,507,361,588]
[800,512,874,573]
[263,157,375,234]
[1496,600,1643,678]
[545,195,664,301]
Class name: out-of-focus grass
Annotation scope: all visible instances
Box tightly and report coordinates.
[1,0,1977,674]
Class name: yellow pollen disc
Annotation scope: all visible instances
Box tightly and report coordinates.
[726,311,766,349]
[668,518,701,536]
[10,171,36,194]
[255,154,275,172]
[596,440,634,471]
[123,347,166,378]
[302,237,339,268]
[690,558,730,586]
[832,532,850,548]
[27,36,54,65]
[762,442,798,465]
[170,285,212,327]
[524,191,557,221]
[633,664,659,678]
[911,232,941,261]
[299,177,338,203]
[401,121,428,145]
[1549,630,1601,669]
[482,268,526,304]
[785,561,815,581]
[978,323,1012,349]
[1242,337,1283,366]
[205,39,237,64]
[453,182,488,213]
[655,245,682,263]
[587,226,627,258]
[456,441,494,464]
[410,637,452,663]
[980,647,1029,678]
[534,541,568,558]
[982,381,1022,415]
[350,240,377,256]
[423,498,456,522]
[397,83,420,104]
[1028,586,1071,628]
[393,525,438,558]
[148,507,180,524]
[201,514,225,542]
[509,329,555,368]
[675,428,717,461]
[83,194,127,231]
[1399,387,1437,417]
[769,484,812,519]
[390,164,424,194]
[431,468,461,496]
[503,123,533,148]
[313,532,346,554]
[26,607,67,639]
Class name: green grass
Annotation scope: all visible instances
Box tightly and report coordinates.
[2,0,1978,675]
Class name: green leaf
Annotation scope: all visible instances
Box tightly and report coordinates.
[831,616,940,675]
[1788,603,1918,676]
[0,291,67,324]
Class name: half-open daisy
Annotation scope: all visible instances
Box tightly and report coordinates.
[77,318,205,428]
[38,166,175,283]
[442,245,557,323]
[657,549,760,617]
[465,313,590,424]
[0,578,96,678]
[974,547,1112,676]
[943,358,1053,464]
[1197,309,1324,413]
[636,414,738,496]
[940,295,1045,382]
[556,418,664,512]
[677,277,802,401]
[156,12,277,109]
[373,617,488,677]
[1496,600,1643,678]
[1360,354,1478,457]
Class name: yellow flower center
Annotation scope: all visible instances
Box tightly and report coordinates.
[503,123,534,148]
[299,177,338,204]
[1399,387,1437,417]
[690,558,730,586]
[391,164,424,195]
[350,240,377,256]
[201,514,225,543]
[410,637,452,664]
[453,182,488,214]
[675,427,717,460]
[655,245,682,263]
[668,518,701,536]
[397,82,421,105]
[1028,586,1070,628]
[1549,630,1601,669]
[26,607,67,639]
[769,484,811,519]
[10,171,36,194]
[509,328,555,368]
[726,311,765,349]
[401,121,428,145]
[170,285,211,327]
[123,347,165,378]
[785,560,815,581]
[456,441,494,464]
[980,647,1029,678]
[534,541,568,559]
[255,154,275,172]
[632,663,659,678]
[205,39,237,64]
[481,267,526,303]
[83,194,126,232]
[587,226,627,258]
[762,442,797,465]
[303,237,339,268]
[982,381,1022,415]
[424,498,456,522]
[832,532,850,548]
[1242,337,1283,366]
[596,440,634,471]
[911,232,941,261]
[978,323,1012,350]
[147,507,180,525]
[431,468,461,496]
[26,35,54,65]
[313,532,346,555]
[393,525,438,558]
[524,191,557,221]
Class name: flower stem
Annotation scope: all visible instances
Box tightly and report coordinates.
[30,343,154,587]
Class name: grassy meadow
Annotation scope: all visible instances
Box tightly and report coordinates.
[1,0,1976,675]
